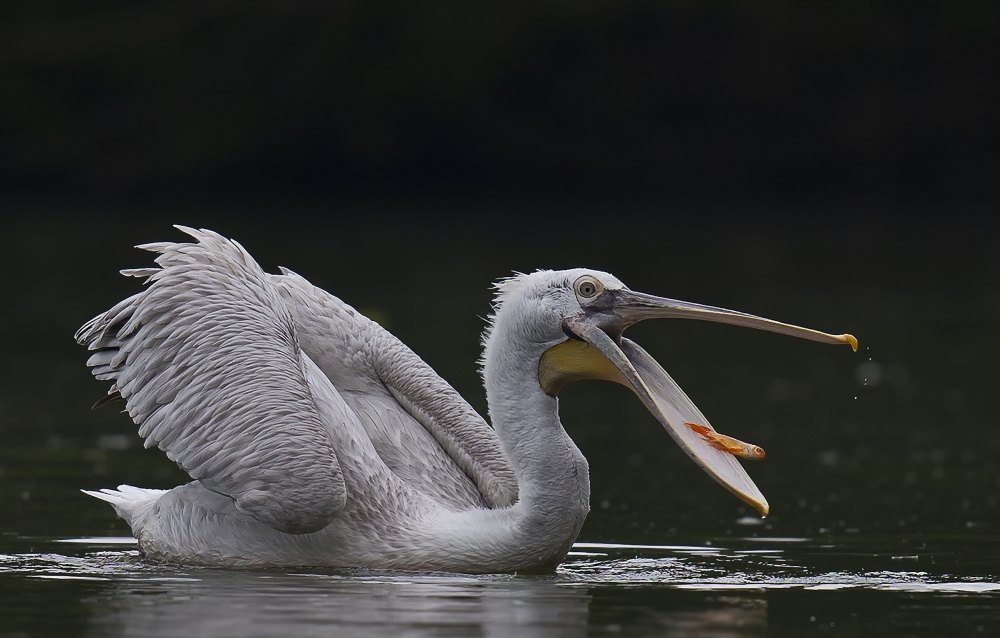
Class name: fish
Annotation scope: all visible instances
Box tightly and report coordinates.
[685,422,766,461]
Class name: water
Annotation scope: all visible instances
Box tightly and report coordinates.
[2,210,999,635]
[4,537,1000,636]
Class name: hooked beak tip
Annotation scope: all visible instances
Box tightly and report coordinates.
[841,334,858,352]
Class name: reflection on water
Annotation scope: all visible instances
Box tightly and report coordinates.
[3,538,1000,636]
[90,565,591,638]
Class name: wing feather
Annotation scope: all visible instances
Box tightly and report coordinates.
[76,226,347,534]
[271,270,519,510]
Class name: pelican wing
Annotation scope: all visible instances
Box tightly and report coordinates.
[271,271,519,510]
[75,227,347,534]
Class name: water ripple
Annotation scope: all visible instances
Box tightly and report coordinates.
[0,538,996,595]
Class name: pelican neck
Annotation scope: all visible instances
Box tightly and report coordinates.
[480,323,591,567]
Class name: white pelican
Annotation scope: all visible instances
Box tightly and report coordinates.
[77,227,856,572]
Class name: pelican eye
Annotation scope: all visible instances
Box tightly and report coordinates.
[574,276,602,299]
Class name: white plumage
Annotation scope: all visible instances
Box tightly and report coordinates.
[78,227,855,572]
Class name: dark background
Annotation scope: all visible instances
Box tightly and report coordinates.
[1,0,999,543]
[3,6,1000,636]
[2,0,998,206]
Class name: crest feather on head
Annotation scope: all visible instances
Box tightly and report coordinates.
[478,270,558,372]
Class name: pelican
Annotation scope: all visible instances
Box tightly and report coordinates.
[77,227,856,572]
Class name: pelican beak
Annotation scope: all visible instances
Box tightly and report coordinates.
[540,289,857,516]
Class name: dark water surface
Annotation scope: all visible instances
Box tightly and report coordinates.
[4,535,1000,637]
[2,209,999,636]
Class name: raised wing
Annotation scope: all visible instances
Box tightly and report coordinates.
[76,227,347,534]
[271,270,519,510]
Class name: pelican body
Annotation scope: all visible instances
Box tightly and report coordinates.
[77,227,855,572]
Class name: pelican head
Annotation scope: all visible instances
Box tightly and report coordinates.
[489,269,856,516]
